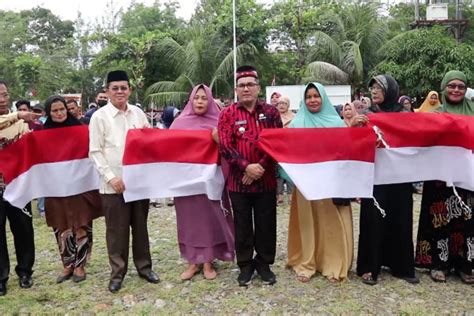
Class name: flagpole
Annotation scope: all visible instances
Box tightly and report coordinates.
[233,0,237,102]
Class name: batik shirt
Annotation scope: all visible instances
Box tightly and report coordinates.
[218,100,282,193]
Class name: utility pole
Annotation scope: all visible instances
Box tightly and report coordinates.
[455,0,462,43]
[415,0,420,21]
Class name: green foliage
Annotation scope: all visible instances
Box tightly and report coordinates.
[372,27,474,100]
[119,1,185,39]
[304,3,388,89]
[0,1,473,105]
[193,0,269,50]
[146,25,259,107]
[14,53,42,95]
[20,7,74,52]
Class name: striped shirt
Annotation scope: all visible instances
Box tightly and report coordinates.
[218,100,282,193]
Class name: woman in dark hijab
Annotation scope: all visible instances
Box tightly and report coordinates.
[356,75,419,285]
[415,70,474,284]
[43,95,102,284]
[398,95,413,112]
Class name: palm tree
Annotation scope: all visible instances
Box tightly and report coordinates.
[146,26,258,107]
[303,3,388,88]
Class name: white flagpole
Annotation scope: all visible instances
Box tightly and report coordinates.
[233,0,237,102]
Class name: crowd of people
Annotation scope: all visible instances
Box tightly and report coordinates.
[0,65,472,297]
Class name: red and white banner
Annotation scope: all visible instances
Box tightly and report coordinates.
[1,114,472,208]
[122,129,225,202]
[369,113,474,189]
[259,128,377,200]
[0,126,100,209]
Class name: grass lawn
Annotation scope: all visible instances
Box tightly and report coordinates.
[1,194,472,314]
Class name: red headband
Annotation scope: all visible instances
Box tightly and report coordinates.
[236,70,258,80]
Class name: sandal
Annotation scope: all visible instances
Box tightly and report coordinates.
[296,275,310,283]
[328,277,340,284]
[430,270,446,283]
[203,263,217,280]
[361,273,377,285]
[457,270,474,284]
[180,264,201,281]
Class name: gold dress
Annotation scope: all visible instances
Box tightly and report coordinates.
[287,189,353,281]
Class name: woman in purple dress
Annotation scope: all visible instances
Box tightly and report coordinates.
[170,84,235,280]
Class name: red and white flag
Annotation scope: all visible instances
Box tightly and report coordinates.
[0,126,100,209]
[369,113,474,189]
[259,128,377,200]
[122,129,225,202]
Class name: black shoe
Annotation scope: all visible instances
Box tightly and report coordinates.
[256,264,276,285]
[393,274,420,284]
[237,265,255,287]
[139,271,160,284]
[0,282,6,296]
[108,280,122,293]
[19,275,33,289]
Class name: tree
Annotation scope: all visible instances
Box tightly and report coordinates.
[303,3,388,89]
[14,53,42,96]
[21,7,75,52]
[372,27,474,100]
[193,0,269,51]
[146,26,258,107]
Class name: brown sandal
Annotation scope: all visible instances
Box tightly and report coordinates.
[328,277,340,284]
[296,275,310,283]
[180,264,201,281]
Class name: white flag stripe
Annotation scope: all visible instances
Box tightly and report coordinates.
[4,158,100,209]
[453,153,474,191]
[280,160,374,201]
[122,162,225,202]
[374,146,472,186]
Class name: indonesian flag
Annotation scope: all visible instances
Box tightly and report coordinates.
[122,129,224,202]
[0,126,100,209]
[450,114,474,190]
[259,128,377,200]
[369,113,474,189]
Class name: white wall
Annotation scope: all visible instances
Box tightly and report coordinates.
[266,85,352,110]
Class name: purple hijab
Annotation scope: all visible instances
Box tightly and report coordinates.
[170,84,220,130]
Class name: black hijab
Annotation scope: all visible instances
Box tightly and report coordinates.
[368,74,403,113]
[43,95,82,129]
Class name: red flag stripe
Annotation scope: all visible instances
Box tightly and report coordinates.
[122,129,219,165]
[368,113,473,149]
[0,125,89,184]
[259,128,376,163]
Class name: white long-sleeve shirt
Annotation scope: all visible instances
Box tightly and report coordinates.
[89,102,150,194]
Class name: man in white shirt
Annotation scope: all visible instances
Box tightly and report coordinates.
[89,70,159,293]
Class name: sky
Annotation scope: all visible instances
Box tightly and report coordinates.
[0,0,274,22]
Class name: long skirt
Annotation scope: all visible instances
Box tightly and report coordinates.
[356,183,415,280]
[175,194,235,264]
[415,181,473,274]
[287,189,353,280]
[54,224,93,269]
[46,190,102,269]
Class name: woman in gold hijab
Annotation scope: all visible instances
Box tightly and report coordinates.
[415,91,441,112]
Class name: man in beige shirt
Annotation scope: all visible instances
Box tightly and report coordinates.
[0,80,39,296]
[89,70,159,293]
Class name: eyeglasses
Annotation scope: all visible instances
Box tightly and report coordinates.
[51,108,67,113]
[0,93,10,99]
[446,83,466,91]
[109,86,129,92]
[369,85,383,92]
[236,82,259,89]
